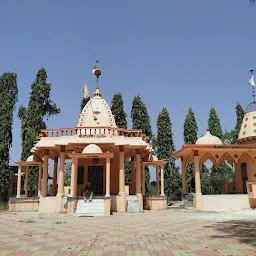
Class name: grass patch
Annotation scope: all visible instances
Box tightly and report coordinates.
[0,202,8,212]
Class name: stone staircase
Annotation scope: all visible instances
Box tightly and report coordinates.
[73,199,105,217]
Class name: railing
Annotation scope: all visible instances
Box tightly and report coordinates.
[40,127,146,139]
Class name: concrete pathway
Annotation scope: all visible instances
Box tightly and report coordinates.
[0,208,255,256]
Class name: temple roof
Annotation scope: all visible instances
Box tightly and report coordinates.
[196,129,222,145]
[77,87,117,128]
[238,110,256,143]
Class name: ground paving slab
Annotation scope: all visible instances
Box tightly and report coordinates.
[0,209,255,256]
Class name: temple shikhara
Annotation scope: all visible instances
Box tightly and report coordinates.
[10,63,167,216]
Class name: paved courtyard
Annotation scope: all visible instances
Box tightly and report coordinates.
[0,208,256,256]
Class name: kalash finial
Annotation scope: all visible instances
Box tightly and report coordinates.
[92,60,101,87]
[246,69,256,113]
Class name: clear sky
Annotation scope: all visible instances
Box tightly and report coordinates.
[1,1,256,177]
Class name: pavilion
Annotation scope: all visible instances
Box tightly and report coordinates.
[171,111,256,210]
[9,64,167,216]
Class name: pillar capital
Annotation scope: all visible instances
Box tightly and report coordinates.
[60,145,65,153]
[119,145,124,153]
[135,149,140,155]
[194,150,199,157]
[44,149,49,156]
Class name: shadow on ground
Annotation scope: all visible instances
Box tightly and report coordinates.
[207,220,256,248]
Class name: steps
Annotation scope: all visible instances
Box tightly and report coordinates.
[73,199,105,217]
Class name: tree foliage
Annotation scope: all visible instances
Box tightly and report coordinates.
[208,108,223,140]
[18,68,60,191]
[131,95,151,189]
[183,107,198,144]
[111,93,127,128]
[0,73,18,196]
[64,162,71,186]
[156,107,181,200]
[131,95,152,138]
[234,103,245,143]
[80,97,90,113]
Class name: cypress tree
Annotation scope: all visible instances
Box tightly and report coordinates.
[131,95,152,138]
[183,107,198,193]
[234,103,245,143]
[131,95,152,191]
[18,68,60,191]
[208,108,223,140]
[156,107,181,200]
[0,73,18,199]
[183,107,198,144]
[111,93,127,128]
[80,97,90,113]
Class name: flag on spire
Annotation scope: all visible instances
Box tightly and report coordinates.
[82,84,90,99]
[248,70,256,86]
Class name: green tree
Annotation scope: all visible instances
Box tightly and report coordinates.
[124,160,131,184]
[0,73,18,199]
[111,93,127,129]
[156,107,181,200]
[234,103,245,143]
[64,162,71,186]
[208,108,223,140]
[131,95,152,191]
[80,97,90,112]
[183,107,198,193]
[131,95,152,138]
[18,68,60,191]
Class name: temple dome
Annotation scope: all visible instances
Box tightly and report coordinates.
[26,155,43,162]
[238,110,256,143]
[82,144,102,154]
[77,86,117,128]
[196,129,222,145]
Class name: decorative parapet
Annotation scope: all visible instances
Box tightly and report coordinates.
[40,127,146,139]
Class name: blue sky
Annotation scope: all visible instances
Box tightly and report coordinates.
[1,1,256,177]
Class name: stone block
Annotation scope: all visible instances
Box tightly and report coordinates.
[126,200,140,213]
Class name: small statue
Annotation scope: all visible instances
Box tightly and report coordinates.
[82,84,90,99]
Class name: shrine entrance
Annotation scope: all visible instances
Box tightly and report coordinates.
[88,166,103,194]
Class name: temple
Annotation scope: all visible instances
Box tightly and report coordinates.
[10,64,167,216]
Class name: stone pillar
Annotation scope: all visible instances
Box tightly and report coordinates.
[37,163,42,196]
[194,151,203,209]
[142,163,145,195]
[235,163,243,193]
[118,146,126,212]
[17,164,22,198]
[135,150,143,211]
[71,157,78,197]
[51,157,58,196]
[105,157,110,197]
[181,157,187,197]
[56,146,65,212]
[131,156,135,194]
[160,164,165,196]
[42,149,49,197]
[155,165,159,195]
[25,165,29,197]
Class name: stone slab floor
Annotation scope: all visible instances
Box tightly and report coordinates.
[0,208,256,256]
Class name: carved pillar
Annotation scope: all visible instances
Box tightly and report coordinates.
[181,157,187,197]
[194,151,203,209]
[51,157,58,196]
[42,149,49,197]
[155,165,159,195]
[70,157,78,197]
[105,157,110,197]
[17,164,22,198]
[142,163,145,195]
[25,165,29,197]
[56,146,65,212]
[37,163,42,196]
[118,146,126,212]
[131,156,135,194]
[160,164,165,196]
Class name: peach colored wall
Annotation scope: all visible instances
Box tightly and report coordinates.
[9,200,39,212]
[202,194,250,209]
[39,197,57,213]
[246,162,256,181]
[104,198,111,216]
[110,153,119,194]
[143,196,167,210]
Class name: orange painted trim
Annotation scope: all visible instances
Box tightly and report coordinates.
[247,181,256,184]
[9,200,39,204]
[15,161,42,167]
[67,152,114,159]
